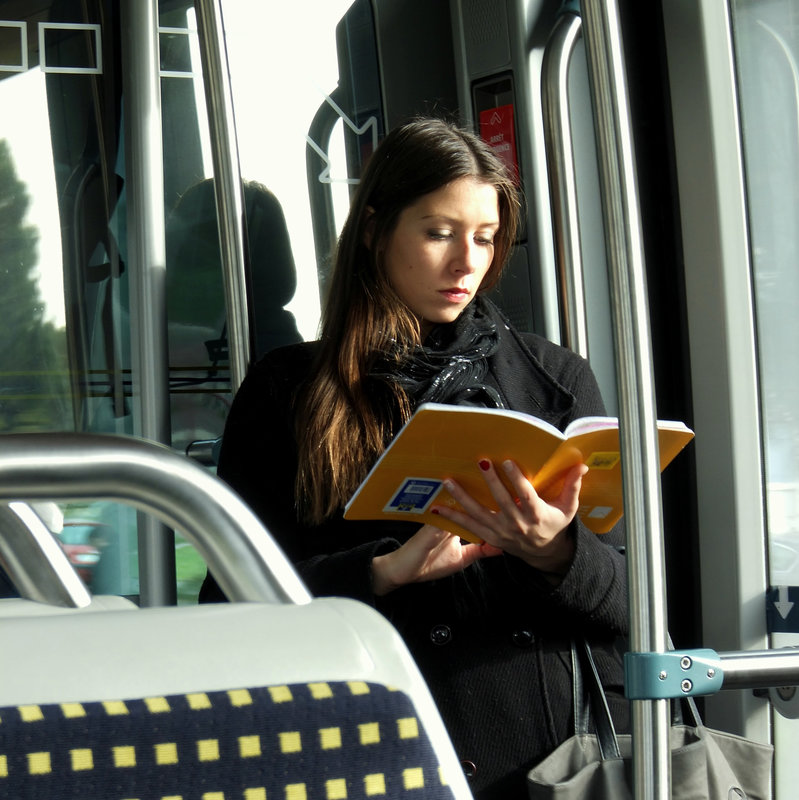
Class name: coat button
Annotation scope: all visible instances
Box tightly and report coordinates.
[430,624,452,645]
[511,628,534,648]
[461,760,477,779]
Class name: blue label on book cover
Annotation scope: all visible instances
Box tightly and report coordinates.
[384,478,442,514]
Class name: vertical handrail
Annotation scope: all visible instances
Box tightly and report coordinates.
[120,1,176,606]
[194,0,251,392]
[579,0,671,798]
[541,10,590,358]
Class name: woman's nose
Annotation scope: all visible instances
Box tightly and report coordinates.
[452,237,479,273]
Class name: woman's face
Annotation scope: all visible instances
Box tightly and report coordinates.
[381,177,500,337]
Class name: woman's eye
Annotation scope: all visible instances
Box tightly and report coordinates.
[428,230,452,240]
[475,236,495,246]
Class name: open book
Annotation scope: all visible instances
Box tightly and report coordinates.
[344,402,694,542]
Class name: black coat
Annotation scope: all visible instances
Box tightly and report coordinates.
[201,303,628,799]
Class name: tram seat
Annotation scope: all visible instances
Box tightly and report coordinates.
[0,434,470,800]
[0,597,462,799]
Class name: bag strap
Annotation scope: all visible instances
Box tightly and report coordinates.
[572,639,622,760]
[571,639,589,736]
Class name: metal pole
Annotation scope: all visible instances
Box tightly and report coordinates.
[193,0,251,392]
[121,0,176,607]
[579,0,671,797]
[720,649,799,690]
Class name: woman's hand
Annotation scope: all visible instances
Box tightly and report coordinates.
[371,524,502,596]
[431,459,588,577]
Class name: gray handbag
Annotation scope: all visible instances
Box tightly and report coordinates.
[527,640,773,799]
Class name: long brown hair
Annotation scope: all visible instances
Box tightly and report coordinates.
[295,117,520,522]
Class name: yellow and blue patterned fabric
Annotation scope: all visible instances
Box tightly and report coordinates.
[0,680,454,799]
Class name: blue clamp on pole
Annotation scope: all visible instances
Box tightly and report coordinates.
[624,649,723,699]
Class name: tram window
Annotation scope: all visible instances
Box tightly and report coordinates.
[731,3,799,581]
[161,8,233,457]
[0,68,71,434]
[730,2,799,794]
[221,0,369,341]
[0,2,140,596]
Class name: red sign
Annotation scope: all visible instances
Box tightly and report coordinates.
[479,104,519,182]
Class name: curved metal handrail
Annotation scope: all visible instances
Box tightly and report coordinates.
[0,502,92,609]
[0,433,311,606]
[541,10,590,358]
[306,88,344,293]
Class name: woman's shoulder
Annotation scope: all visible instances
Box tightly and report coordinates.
[516,330,589,372]
[483,298,590,381]
[482,299,603,419]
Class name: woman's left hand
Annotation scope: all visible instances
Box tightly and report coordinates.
[431,459,588,576]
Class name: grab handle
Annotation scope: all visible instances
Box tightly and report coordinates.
[541,9,590,357]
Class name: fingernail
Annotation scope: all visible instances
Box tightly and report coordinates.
[431,508,440,515]
[479,459,491,471]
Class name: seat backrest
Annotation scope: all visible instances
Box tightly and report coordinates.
[0,599,461,800]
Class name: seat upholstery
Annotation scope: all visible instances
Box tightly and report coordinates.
[0,680,454,800]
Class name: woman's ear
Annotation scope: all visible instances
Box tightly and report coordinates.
[362,206,376,249]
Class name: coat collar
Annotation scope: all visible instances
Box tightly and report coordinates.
[479,298,576,431]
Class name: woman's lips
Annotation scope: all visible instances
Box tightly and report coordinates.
[439,288,470,302]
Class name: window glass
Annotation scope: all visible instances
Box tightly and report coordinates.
[220,0,378,342]
[0,0,381,603]
[0,2,140,598]
[731,2,799,583]
[0,46,71,434]
[161,0,379,601]
[730,1,799,794]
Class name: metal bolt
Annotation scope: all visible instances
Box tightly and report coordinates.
[681,679,693,693]
[707,668,716,679]
[680,656,692,670]
[658,670,668,681]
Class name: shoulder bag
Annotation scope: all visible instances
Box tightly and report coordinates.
[527,639,773,799]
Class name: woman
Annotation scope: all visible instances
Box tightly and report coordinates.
[201,117,628,798]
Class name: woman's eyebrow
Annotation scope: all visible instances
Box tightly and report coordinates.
[419,213,500,227]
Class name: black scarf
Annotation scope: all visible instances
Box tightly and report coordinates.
[371,297,505,409]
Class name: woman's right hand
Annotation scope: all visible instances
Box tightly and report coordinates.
[371,524,502,596]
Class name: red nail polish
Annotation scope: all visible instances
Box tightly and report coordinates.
[431,508,440,515]
[479,459,491,471]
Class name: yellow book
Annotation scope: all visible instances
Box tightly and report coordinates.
[344,402,694,543]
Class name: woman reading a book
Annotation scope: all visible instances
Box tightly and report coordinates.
[200,117,628,798]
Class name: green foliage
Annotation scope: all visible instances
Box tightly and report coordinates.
[0,138,71,432]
